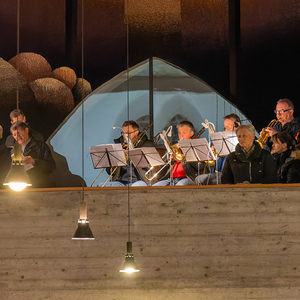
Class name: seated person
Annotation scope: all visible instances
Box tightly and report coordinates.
[0,125,11,188]
[151,121,200,186]
[6,109,44,148]
[102,120,153,187]
[10,121,55,188]
[221,124,277,184]
[271,132,300,183]
[195,114,241,185]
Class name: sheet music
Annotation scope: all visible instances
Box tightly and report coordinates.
[22,154,34,171]
[179,138,215,162]
[209,131,238,156]
[129,147,165,168]
[89,143,127,168]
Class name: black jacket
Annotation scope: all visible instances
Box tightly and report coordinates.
[22,137,56,188]
[106,134,154,185]
[264,117,300,150]
[273,149,300,183]
[221,141,277,184]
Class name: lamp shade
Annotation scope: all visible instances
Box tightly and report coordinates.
[119,242,140,273]
[72,219,95,240]
[3,161,32,191]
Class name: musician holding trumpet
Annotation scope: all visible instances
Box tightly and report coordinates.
[261,98,300,150]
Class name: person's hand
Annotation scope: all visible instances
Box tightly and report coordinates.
[23,156,35,165]
[265,127,277,137]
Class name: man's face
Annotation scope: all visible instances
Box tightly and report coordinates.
[122,125,139,143]
[275,102,294,126]
[12,127,29,146]
[223,118,236,131]
[11,115,26,124]
[178,125,194,140]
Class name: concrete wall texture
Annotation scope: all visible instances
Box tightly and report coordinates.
[0,185,300,299]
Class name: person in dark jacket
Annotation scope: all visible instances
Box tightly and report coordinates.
[221,124,277,184]
[102,120,154,186]
[11,121,55,188]
[262,98,300,150]
[152,120,200,186]
[271,132,300,183]
[6,109,44,149]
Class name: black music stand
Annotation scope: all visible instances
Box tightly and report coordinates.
[179,138,219,185]
[128,147,165,169]
[179,138,215,163]
[89,144,127,186]
[209,130,238,157]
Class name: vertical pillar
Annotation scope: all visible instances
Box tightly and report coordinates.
[228,0,241,99]
[65,0,79,73]
[149,57,154,140]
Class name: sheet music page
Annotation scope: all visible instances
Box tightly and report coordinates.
[140,147,165,167]
[210,131,238,156]
[89,144,127,168]
[179,138,214,162]
[128,148,148,168]
[129,147,165,168]
[22,154,34,171]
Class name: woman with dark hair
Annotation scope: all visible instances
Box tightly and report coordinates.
[271,132,300,183]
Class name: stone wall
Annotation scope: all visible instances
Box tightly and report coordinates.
[0,185,300,299]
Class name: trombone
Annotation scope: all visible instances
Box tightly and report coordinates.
[144,124,207,181]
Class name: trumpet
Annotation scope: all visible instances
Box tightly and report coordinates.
[257,119,279,148]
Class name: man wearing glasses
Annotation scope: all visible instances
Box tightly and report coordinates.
[103,120,154,186]
[264,98,300,148]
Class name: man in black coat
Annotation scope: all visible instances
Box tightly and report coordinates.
[222,124,277,184]
[103,120,154,186]
[11,121,55,188]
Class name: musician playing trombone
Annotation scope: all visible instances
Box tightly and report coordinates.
[150,120,201,186]
[101,120,154,187]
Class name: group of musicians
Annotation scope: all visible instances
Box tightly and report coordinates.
[102,98,300,186]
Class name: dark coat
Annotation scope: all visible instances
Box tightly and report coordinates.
[273,150,300,183]
[221,141,277,184]
[22,137,56,188]
[106,134,154,185]
[264,117,300,150]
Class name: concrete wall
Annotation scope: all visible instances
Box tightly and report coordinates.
[1,185,300,299]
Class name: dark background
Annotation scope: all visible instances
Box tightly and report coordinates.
[1,0,300,138]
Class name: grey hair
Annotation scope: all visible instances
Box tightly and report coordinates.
[235,123,256,135]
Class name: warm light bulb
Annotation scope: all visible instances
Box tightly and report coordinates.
[4,182,31,192]
[119,268,140,274]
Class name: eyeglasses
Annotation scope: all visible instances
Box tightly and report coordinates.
[121,130,137,135]
[274,109,291,115]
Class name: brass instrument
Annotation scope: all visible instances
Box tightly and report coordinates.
[91,123,152,187]
[202,120,217,167]
[257,119,279,148]
[144,125,206,181]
